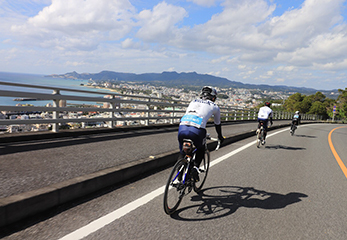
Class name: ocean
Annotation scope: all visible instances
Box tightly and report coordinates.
[0,72,112,106]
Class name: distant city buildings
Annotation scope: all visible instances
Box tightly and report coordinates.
[1,82,290,134]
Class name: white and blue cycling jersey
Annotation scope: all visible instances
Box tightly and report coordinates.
[257,106,273,120]
[180,99,221,129]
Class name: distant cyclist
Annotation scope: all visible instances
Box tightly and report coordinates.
[178,86,224,181]
[257,102,273,144]
[290,111,301,133]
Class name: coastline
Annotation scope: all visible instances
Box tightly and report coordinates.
[0,72,107,106]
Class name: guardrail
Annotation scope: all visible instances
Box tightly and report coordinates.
[0,81,321,133]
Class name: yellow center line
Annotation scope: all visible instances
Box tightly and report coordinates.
[328,126,347,179]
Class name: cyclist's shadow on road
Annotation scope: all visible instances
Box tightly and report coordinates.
[264,145,306,150]
[294,134,317,138]
[170,186,307,221]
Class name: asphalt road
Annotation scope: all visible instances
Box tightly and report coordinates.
[0,120,290,198]
[2,123,347,240]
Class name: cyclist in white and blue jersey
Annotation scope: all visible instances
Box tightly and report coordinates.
[257,102,273,144]
[290,111,301,133]
[178,86,224,181]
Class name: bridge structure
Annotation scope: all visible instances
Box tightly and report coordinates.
[0,81,321,228]
[0,81,320,133]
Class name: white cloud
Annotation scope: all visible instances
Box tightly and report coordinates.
[259,75,270,79]
[187,0,218,7]
[211,56,229,63]
[10,0,136,50]
[136,2,187,43]
[65,61,85,67]
[121,38,149,50]
[178,0,276,54]
[172,0,347,72]
[1,0,347,90]
[276,65,296,72]
[313,59,347,71]
[276,31,347,67]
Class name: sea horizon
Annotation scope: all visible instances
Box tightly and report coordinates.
[0,71,110,107]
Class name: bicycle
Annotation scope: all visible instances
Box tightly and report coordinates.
[163,134,221,215]
[256,121,265,148]
[290,124,297,136]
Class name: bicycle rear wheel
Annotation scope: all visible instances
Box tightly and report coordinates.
[163,159,187,215]
[290,125,294,136]
[256,129,261,148]
[260,129,264,145]
[193,150,210,192]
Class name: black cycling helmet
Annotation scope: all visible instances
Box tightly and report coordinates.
[200,86,217,101]
[265,102,271,107]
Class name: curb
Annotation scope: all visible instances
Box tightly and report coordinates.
[0,122,309,227]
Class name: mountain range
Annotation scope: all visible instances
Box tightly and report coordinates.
[46,70,336,95]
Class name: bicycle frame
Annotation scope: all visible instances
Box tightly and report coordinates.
[256,122,265,148]
[174,148,196,185]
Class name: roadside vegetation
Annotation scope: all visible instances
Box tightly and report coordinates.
[258,88,347,121]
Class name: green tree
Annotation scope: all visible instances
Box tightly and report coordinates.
[283,91,332,119]
[284,93,304,112]
[313,92,326,102]
[324,98,337,119]
[336,88,347,119]
[309,101,328,118]
[301,95,313,113]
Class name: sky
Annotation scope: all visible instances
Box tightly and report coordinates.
[1,0,347,91]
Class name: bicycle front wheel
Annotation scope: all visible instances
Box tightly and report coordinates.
[163,159,187,215]
[194,150,210,193]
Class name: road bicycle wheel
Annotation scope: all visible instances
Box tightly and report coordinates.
[256,128,261,148]
[290,125,296,136]
[194,150,210,193]
[260,129,264,145]
[163,159,187,215]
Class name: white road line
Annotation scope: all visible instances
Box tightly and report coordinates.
[59,127,288,240]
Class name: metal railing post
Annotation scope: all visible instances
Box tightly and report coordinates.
[52,89,60,132]
[146,98,150,126]
[109,95,116,128]
[171,105,175,124]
